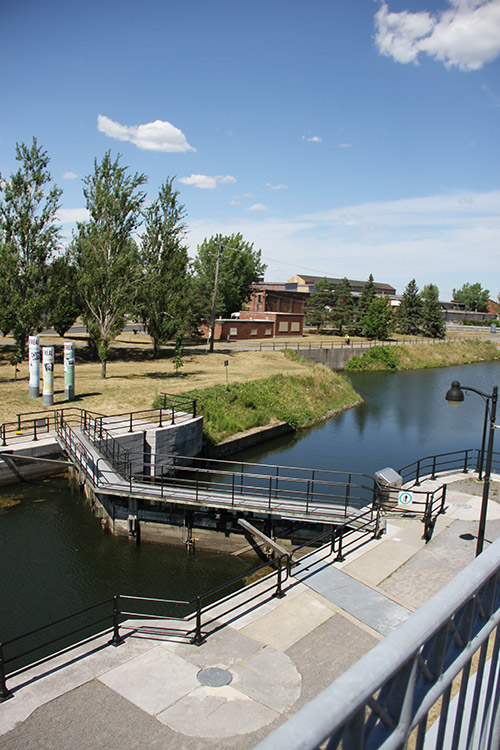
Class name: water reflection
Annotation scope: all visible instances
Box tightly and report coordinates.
[234,361,500,478]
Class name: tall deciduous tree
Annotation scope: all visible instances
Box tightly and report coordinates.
[47,252,81,337]
[452,282,490,312]
[192,233,266,320]
[72,151,146,377]
[331,277,354,334]
[0,138,62,356]
[304,277,336,333]
[421,283,445,338]
[398,278,423,335]
[362,297,394,340]
[137,178,190,357]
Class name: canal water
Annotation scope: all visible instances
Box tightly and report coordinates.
[1,361,498,647]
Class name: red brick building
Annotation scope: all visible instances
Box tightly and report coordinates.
[200,311,304,341]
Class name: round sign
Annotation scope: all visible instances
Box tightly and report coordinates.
[398,491,413,507]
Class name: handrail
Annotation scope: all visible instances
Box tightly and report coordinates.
[255,534,500,750]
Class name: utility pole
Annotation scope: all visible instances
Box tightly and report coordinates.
[208,241,222,353]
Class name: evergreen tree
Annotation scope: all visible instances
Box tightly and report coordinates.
[304,277,336,333]
[137,178,190,357]
[421,283,445,338]
[355,273,376,333]
[72,151,146,377]
[362,297,394,340]
[331,277,354,334]
[398,279,423,335]
[0,138,62,356]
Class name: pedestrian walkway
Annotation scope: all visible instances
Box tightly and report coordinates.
[1,472,500,749]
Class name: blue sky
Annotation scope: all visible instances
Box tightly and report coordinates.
[1,0,499,300]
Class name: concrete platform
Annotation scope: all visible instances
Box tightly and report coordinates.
[1,472,500,749]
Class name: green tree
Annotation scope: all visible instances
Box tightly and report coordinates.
[362,297,394,340]
[331,277,354,334]
[354,273,376,333]
[398,278,423,335]
[47,253,81,337]
[304,277,336,332]
[421,283,445,338]
[452,282,490,312]
[192,233,266,320]
[173,331,184,374]
[0,138,62,356]
[72,151,146,377]
[137,178,190,357]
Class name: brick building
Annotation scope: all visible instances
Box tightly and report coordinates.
[200,311,303,341]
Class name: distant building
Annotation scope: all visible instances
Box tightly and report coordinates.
[246,274,396,316]
[200,311,304,341]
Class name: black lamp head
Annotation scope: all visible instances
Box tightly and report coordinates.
[445,380,465,406]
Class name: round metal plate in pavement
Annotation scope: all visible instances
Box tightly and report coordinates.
[197,667,233,687]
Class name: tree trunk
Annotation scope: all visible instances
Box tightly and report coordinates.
[100,359,107,379]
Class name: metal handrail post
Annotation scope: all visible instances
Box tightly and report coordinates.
[109,595,124,646]
[431,455,437,480]
[275,557,286,599]
[171,406,175,425]
[33,420,37,442]
[463,450,469,473]
[0,644,13,702]
[1,425,6,447]
[440,484,447,514]
[129,413,133,433]
[159,408,163,428]
[335,527,345,562]
[415,459,420,486]
[192,598,204,645]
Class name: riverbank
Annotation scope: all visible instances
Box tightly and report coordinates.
[153,363,361,444]
[345,339,499,372]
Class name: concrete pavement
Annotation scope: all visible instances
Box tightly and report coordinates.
[1,472,500,749]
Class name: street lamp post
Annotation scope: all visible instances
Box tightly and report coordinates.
[445,380,498,556]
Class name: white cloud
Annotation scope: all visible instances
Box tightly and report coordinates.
[246,203,268,212]
[178,174,236,190]
[97,114,196,152]
[57,208,89,224]
[374,0,500,71]
[62,171,78,180]
[184,190,500,299]
[302,135,322,143]
[266,182,289,190]
[338,143,352,149]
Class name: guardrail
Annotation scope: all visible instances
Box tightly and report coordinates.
[0,400,198,448]
[255,534,500,750]
[0,549,292,701]
[398,447,500,486]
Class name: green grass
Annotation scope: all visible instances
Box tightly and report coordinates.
[345,339,499,372]
[154,364,361,444]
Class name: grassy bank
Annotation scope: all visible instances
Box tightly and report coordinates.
[0,347,357,427]
[153,364,361,444]
[345,340,500,372]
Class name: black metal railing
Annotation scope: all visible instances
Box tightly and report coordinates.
[398,448,500,486]
[0,549,293,701]
[0,401,198,448]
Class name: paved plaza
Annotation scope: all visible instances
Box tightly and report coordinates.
[1,473,500,749]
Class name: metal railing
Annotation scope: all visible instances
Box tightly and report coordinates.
[0,549,294,701]
[0,400,198,448]
[255,534,500,750]
[399,448,500,487]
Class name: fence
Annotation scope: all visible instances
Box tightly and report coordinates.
[399,448,500,487]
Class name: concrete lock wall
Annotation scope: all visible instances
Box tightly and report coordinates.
[299,346,365,370]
